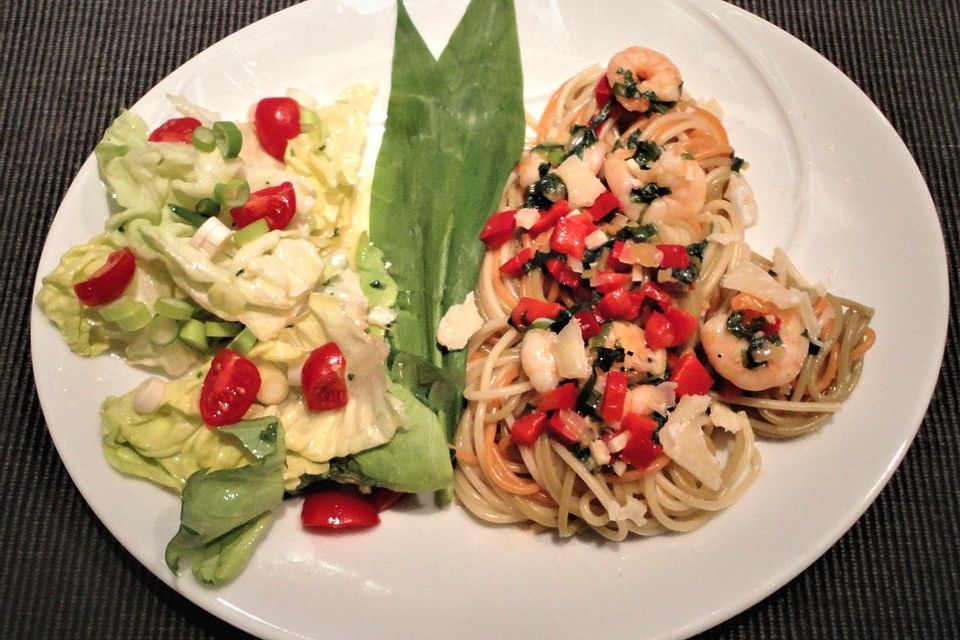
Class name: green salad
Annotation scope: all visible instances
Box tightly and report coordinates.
[37,0,523,586]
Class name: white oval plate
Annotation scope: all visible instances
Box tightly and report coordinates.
[31,1,947,638]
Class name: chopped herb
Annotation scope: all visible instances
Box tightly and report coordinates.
[576,373,602,418]
[332,227,340,238]
[627,137,661,168]
[681,152,695,160]
[672,266,698,285]
[731,155,745,172]
[594,346,625,371]
[531,143,565,165]
[588,99,613,129]
[347,373,355,381]
[581,248,599,268]
[640,90,676,114]
[570,442,593,462]
[649,412,668,445]
[615,223,658,243]
[566,124,598,159]
[235,269,245,277]
[549,309,573,333]
[630,183,671,204]
[686,240,707,261]
[525,172,566,209]
[801,330,822,355]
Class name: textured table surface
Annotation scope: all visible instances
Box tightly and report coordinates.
[2,1,958,638]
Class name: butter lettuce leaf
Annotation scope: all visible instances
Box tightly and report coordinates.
[101,369,252,491]
[37,234,200,375]
[165,417,285,585]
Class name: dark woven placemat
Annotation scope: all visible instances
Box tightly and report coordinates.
[1,1,957,638]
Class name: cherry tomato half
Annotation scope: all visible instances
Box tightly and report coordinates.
[73,247,136,306]
[199,349,262,427]
[301,342,349,412]
[148,117,202,144]
[301,489,380,530]
[229,182,297,230]
[254,97,301,162]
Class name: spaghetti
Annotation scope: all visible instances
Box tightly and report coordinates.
[452,47,874,539]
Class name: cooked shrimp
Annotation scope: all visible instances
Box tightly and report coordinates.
[603,147,706,222]
[604,322,667,377]
[624,383,673,416]
[642,147,706,223]
[701,309,809,392]
[607,47,682,113]
[520,328,560,393]
[518,149,547,190]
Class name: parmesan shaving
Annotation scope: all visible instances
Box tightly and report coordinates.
[659,395,722,491]
[709,401,749,433]
[554,154,605,208]
[436,291,484,350]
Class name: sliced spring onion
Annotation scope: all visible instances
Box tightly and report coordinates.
[299,108,320,133]
[228,327,258,355]
[208,282,247,315]
[232,218,270,247]
[192,126,216,153]
[168,204,206,227]
[154,296,196,320]
[205,320,243,338]
[100,298,151,332]
[147,315,179,347]
[195,198,221,218]
[214,178,250,209]
[179,319,208,352]
[213,121,243,159]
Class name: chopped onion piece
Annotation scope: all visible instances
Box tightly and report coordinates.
[514,208,540,229]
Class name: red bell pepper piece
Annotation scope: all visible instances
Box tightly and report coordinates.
[644,311,676,350]
[538,382,579,412]
[637,281,672,307]
[499,247,535,278]
[605,240,631,272]
[670,353,714,397]
[545,257,581,288]
[656,244,690,269]
[595,287,640,321]
[73,247,136,307]
[664,305,698,345]
[618,412,663,469]
[547,410,586,446]
[528,199,570,236]
[511,410,548,447]
[586,190,621,221]
[600,370,628,422]
[573,309,603,340]
[510,297,564,327]
[550,216,594,259]
[479,209,517,250]
[595,76,612,105]
[591,272,632,294]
